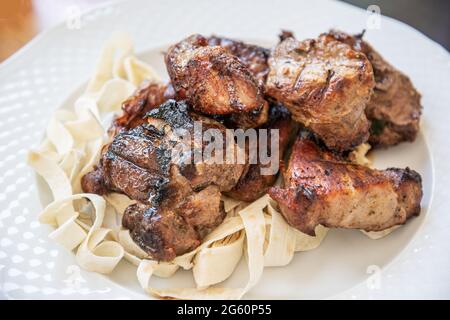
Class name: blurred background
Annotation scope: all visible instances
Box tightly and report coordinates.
[0,0,449,62]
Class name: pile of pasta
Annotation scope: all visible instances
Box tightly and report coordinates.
[28,34,390,300]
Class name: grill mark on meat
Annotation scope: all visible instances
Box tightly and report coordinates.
[266,33,375,151]
[327,30,422,147]
[109,125,170,174]
[165,34,266,126]
[174,35,272,129]
[269,133,423,235]
[103,149,170,205]
[123,202,200,261]
[82,100,245,260]
[207,35,270,84]
[146,99,194,130]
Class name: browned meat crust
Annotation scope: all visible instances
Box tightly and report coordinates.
[226,99,269,129]
[83,101,246,199]
[268,133,422,235]
[266,33,375,151]
[205,35,271,128]
[82,100,246,260]
[145,100,247,192]
[81,164,108,195]
[122,172,225,261]
[225,103,297,202]
[165,34,265,117]
[207,35,270,84]
[110,82,174,134]
[328,30,422,147]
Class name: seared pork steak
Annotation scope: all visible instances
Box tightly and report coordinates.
[207,35,270,85]
[266,33,375,151]
[328,30,422,147]
[269,132,423,235]
[82,100,245,260]
[166,34,268,128]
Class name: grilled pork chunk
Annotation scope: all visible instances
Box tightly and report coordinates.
[207,35,270,84]
[205,35,272,128]
[122,172,225,261]
[269,133,422,235]
[82,100,246,260]
[111,82,174,134]
[328,30,422,147]
[225,103,296,202]
[266,33,375,151]
[165,34,267,128]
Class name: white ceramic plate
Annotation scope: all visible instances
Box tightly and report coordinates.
[0,0,449,299]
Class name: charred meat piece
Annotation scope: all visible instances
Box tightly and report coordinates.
[81,163,108,195]
[206,100,269,130]
[266,33,375,151]
[206,35,271,128]
[82,100,247,260]
[145,100,247,192]
[207,35,270,84]
[165,35,266,120]
[328,30,422,147]
[225,99,269,129]
[82,124,170,201]
[111,82,174,134]
[122,170,225,261]
[82,100,246,199]
[269,133,422,235]
[226,103,296,202]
